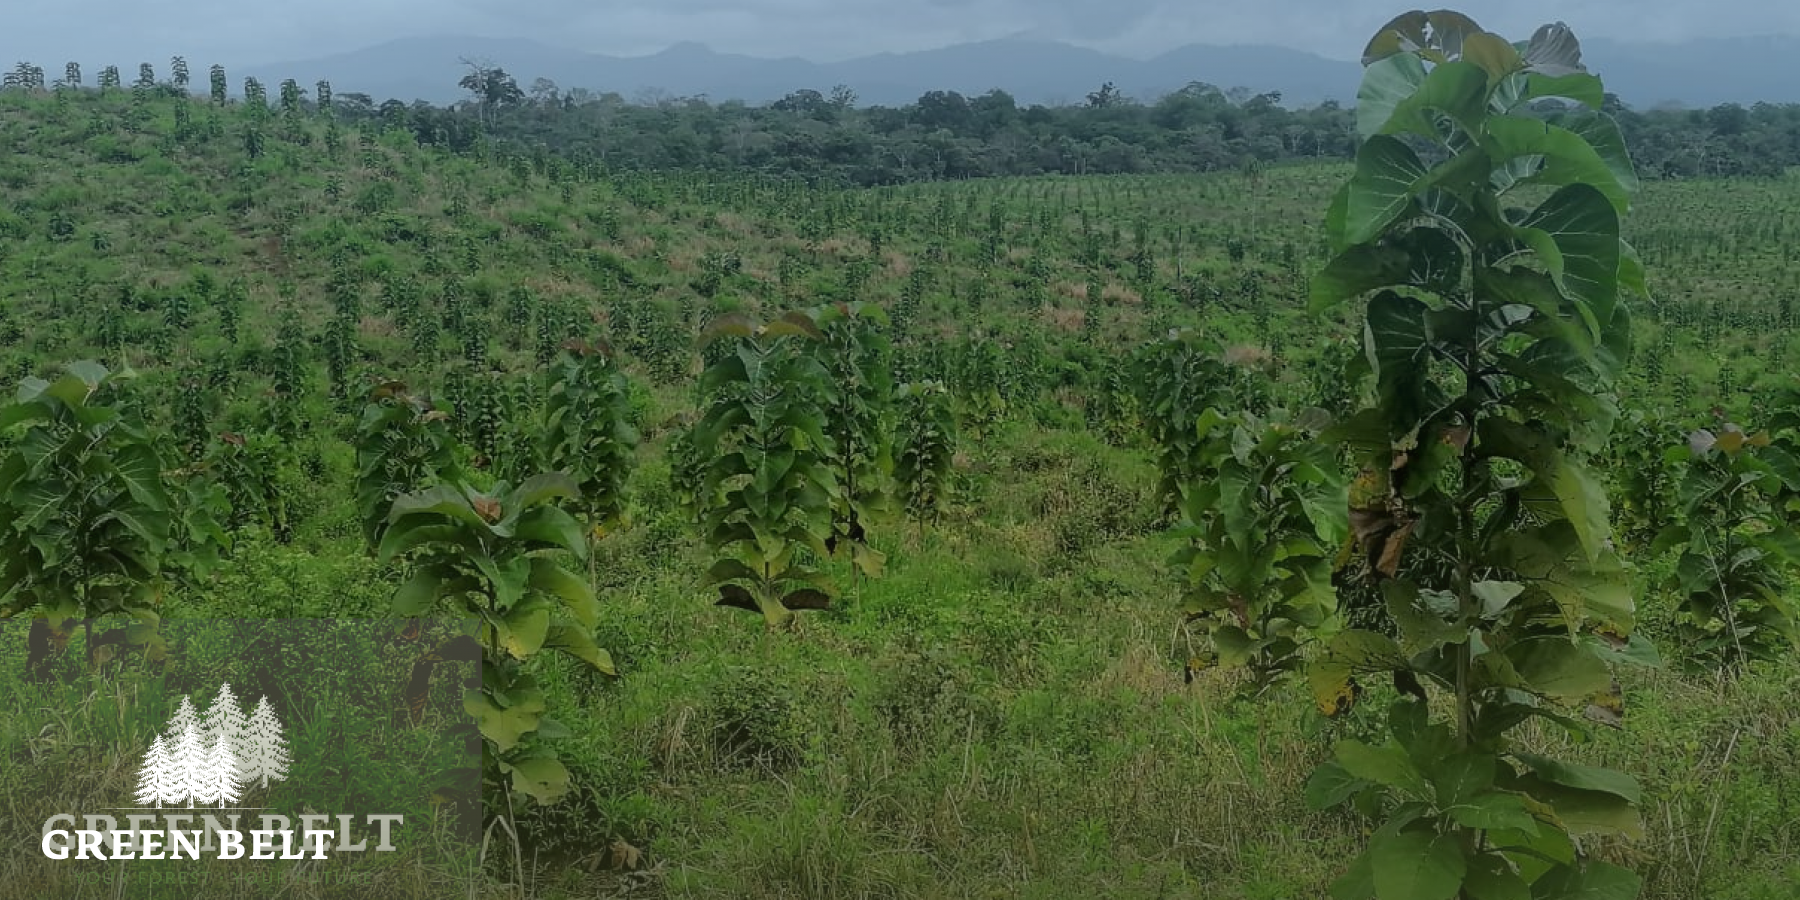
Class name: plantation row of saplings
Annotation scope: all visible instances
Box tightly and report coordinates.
[4,11,1800,900]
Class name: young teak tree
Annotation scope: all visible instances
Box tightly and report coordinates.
[692,312,839,628]
[0,362,172,672]
[1653,423,1800,670]
[1304,11,1654,898]
[380,474,614,808]
[354,381,463,552]
[892,381,956,530]
[1173,407,1346,692]
[804,302,894,578]
[1133,329,1266,517]
[541,340,639,587]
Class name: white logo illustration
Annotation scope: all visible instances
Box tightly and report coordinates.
[133,683,290,809]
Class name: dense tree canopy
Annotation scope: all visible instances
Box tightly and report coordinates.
[7,58,1794,183]
[340,79,1800,185]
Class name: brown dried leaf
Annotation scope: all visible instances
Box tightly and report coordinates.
[473,497,502,523]
[1441,424,1471,451]
[1375,519,1417,578]
[1350,507,1396,544]
[1582,678,1625,729]
[609,839,644,870]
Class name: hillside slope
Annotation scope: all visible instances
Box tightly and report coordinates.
[0,86,1797,899]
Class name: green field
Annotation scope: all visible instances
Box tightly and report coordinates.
[1,49,1799,900]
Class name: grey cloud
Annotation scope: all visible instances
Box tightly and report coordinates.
[4,0,1800,70]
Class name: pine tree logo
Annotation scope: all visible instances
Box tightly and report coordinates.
[132,684,289,808]
[242,695,292,788]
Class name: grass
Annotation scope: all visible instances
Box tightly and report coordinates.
[0,86,1796,897]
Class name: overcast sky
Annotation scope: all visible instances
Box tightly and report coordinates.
[3,1,1796,67]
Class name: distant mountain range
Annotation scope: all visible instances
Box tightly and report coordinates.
[236,34,1800,110]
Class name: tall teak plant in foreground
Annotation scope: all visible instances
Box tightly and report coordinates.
[1306,11,1654,898]
[692,312,839,628]
[380,475,613,809]
[805,302,893,579]
[0,362,175,671]
[541,341,640,569]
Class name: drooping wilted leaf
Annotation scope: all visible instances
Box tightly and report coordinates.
[1520,22,1586,77]
[1370,829,1467,900]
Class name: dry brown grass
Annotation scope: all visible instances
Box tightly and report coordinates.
[357,315,397,341]
[813,237,860,257]
[1102,283,1142,305]
[710,211,752,237]
[1043,307,1085,333]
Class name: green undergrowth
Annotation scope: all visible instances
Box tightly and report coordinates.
[126,422,1797,899]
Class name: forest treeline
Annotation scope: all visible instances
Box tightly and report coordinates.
[390,70,1796,185]
[5,58,1797,186]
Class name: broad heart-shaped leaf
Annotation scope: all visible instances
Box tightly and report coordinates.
[1473,581,1526,618]
[1326,183,1353,254]
[506,755,571,805]
[1478,267,1594,361]
[1529,861,1641,900]
[464,688,544,753]
[62,359,112,391]
[1360,9,1482,65]
[850,543,886,578]
[1460,32,1523,81]
[43,371,99,407]
[699,312,756,344]
[393,567,444,615]
[500,471,581,519]
[704,558,760,585]
[1385,580,1467,653]
[1366,290,1433,374]
[1336,739,1431,799]
[1488,521,1634,633]
[1612,249,1648,314]
[1313,243,1413,313]
[386,483,488,529]
[1361,12,1432,67]
[1312,227,1465,313]
[111,441,171,514]
[1506,636,1612,700]
[782,587,832,610]
[1512,753,1641,804]
[1431,751,1497,807]
[1514,184,1622,327]
[1463,855,1531,900]
[1491,72,1604,114]
[1310,629,1408,715]
[543,624,617,676]
[1520,443,1613,566]
[1514,778,1643,839]
[1371,829,1466,900]
[1330,849,1379,900]
[497,598,552,659]
[1483,116,1630,214]
[528,557,597,629]
[1549,111,1639,200]
[1357,52,1426,139]
[1521,22,1586,77]
[1448,791,1541,835]
[511,505,588,556]
[1344,136,1431,245]
[1365,291,1436,424]
[0,399,52,434]
[375,520,475,562]
[1306,761,1368,810]
[1374,60,1490,141]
